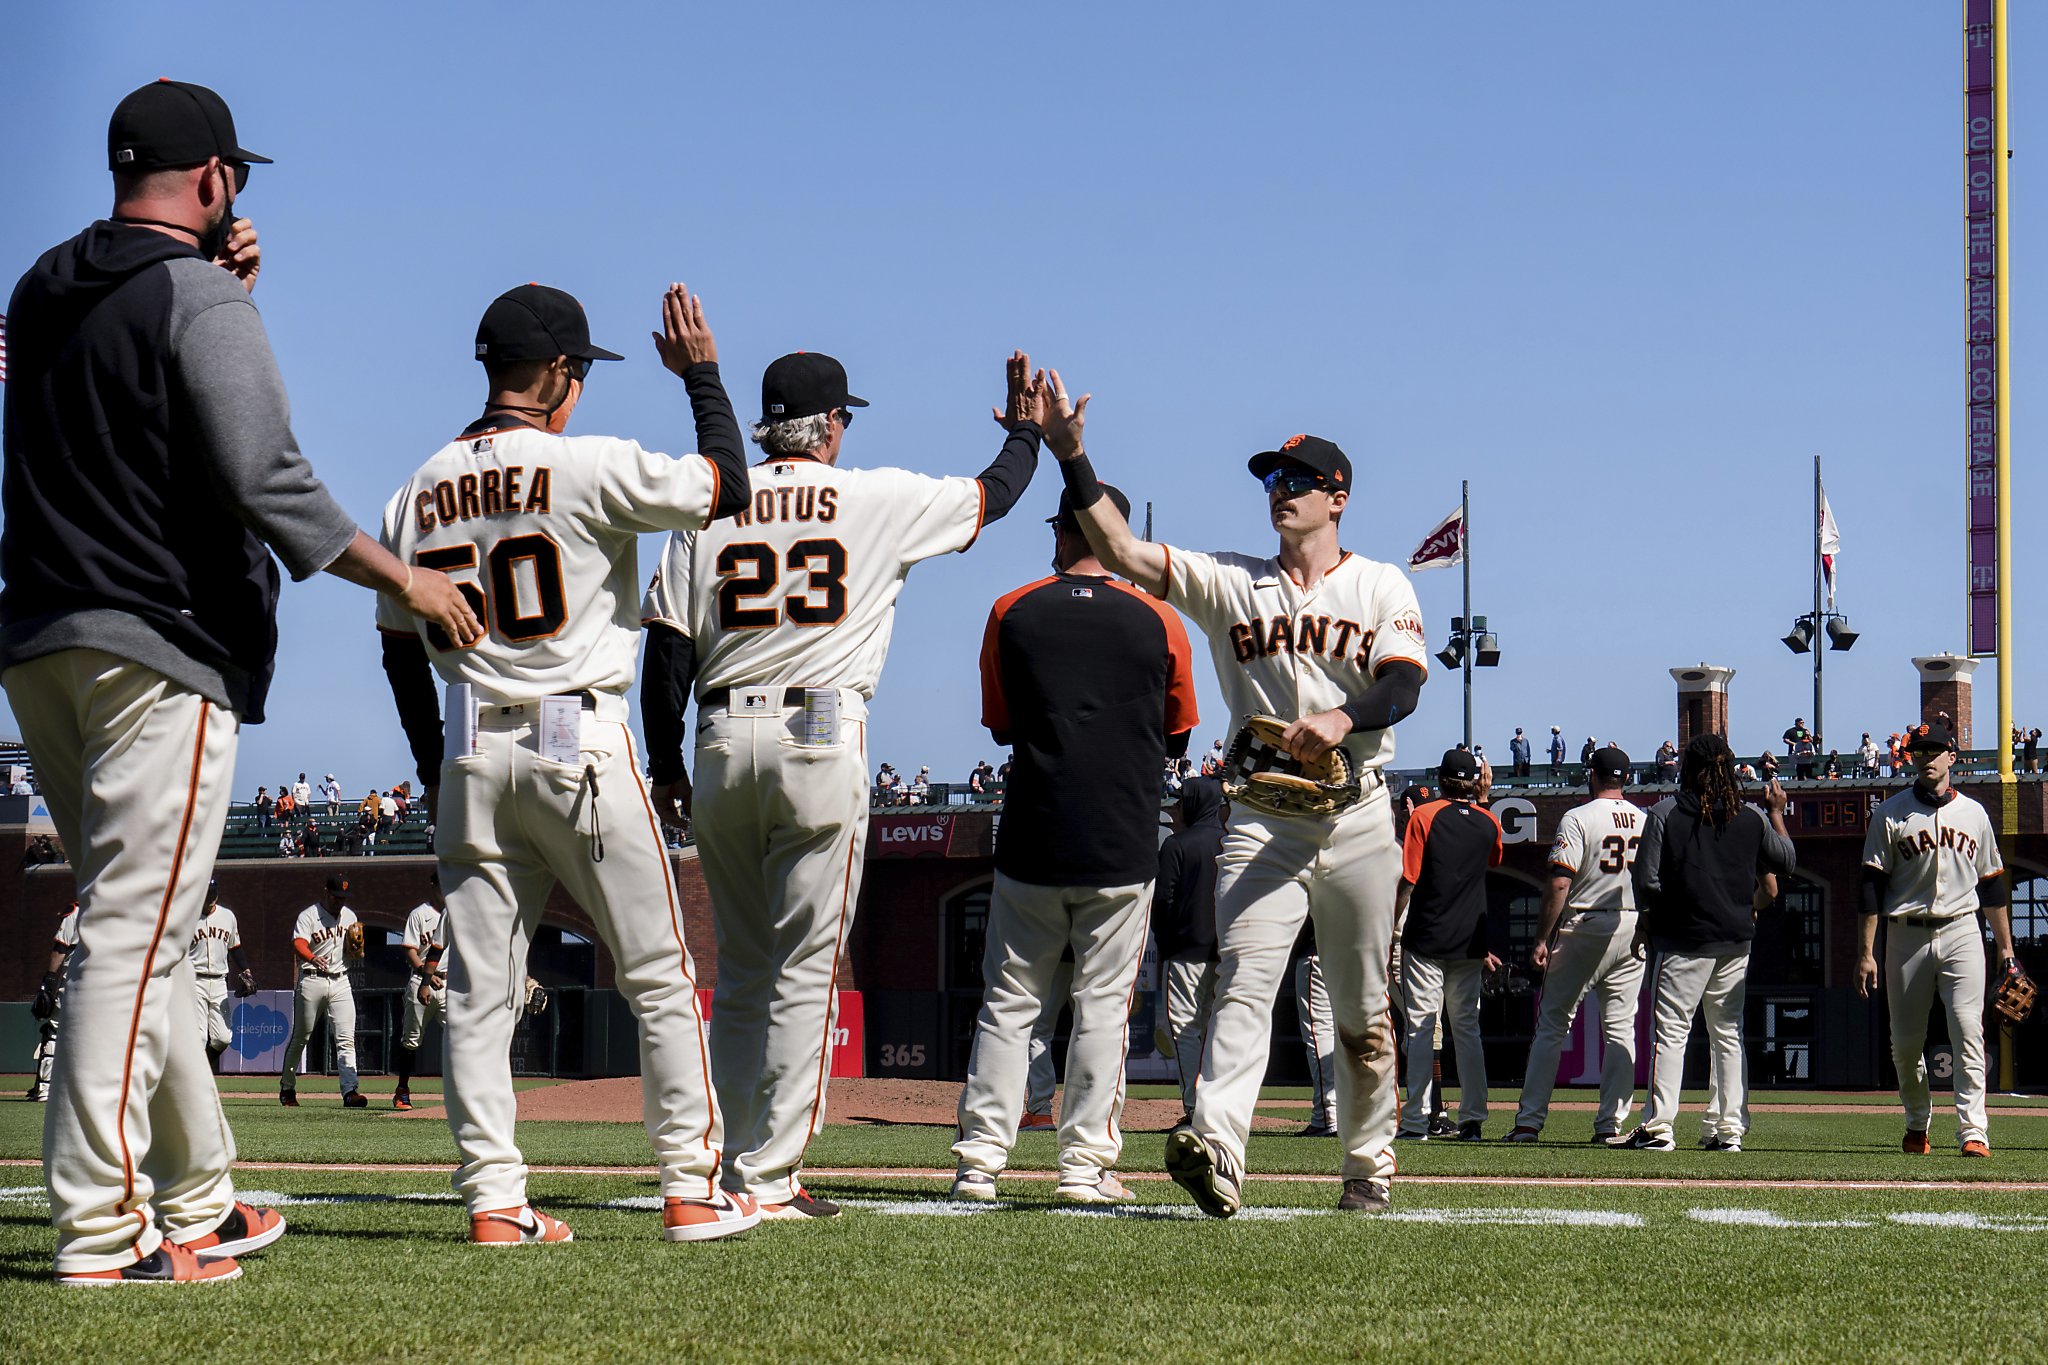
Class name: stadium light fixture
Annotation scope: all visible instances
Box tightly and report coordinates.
[1782,619,1815,654]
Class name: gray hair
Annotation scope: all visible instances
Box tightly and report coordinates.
[750,412,834,457]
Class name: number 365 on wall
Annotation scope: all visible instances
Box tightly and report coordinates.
[878,1043,927,1068]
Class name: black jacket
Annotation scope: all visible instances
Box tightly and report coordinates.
[1152,778,1224,962]
[1633,793,1796,955]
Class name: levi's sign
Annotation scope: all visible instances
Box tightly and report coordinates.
[871,814,954,856]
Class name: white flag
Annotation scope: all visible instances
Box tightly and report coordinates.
[1819,488,1842,608]
[1408,504,1465,572]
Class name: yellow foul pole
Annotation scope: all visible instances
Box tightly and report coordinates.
[1995,0,2017,825]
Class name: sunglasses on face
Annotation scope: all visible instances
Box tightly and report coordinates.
[566,356,593,382]
[1262,469,1327,498]
[224,160,250,193]
[835,407,855,429]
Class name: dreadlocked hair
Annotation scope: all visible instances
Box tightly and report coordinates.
[1680,735,1742,829]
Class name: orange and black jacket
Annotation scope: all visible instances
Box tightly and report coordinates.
[1399,798,1506,960]
[981,571,1197,887]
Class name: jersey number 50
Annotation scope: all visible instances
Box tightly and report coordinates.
[415,536,567,649]
[717,539,848,630]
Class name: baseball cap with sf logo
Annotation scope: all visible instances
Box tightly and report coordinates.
[1246,434,1352,489]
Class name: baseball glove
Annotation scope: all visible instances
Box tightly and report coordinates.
[232,969,257,998]
[343,922,366,959]
[30,973,61,1021]
[1993,960,2037,1027]
[523,979,550,1018]
[1221,715,1361,820]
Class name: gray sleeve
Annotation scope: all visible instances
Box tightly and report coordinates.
[168,264,358,580]
[1756,811,1796,876]
[1631,804,1667,905]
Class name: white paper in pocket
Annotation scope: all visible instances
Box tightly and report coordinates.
[444,683,477,761]
[540,697,583,765]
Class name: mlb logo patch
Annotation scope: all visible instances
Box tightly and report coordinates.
[471,437,494,455]
[1070,587,1093,598]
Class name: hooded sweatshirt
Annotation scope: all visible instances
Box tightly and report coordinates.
[1152,776,1225,962]
[1632,791,1795,955]
[1,221,356,722]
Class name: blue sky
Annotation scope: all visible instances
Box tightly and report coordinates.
[3,2,2042,797]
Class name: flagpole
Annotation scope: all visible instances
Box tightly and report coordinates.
[1813,455,1825,755]
[1462,478,1473,749]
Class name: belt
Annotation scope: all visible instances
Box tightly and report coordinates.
[1897,914,1964,929]
[699,686,816,708]
[300,966,344,979]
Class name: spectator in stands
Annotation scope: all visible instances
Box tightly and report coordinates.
[1823,749,1842,780]
[277,829,298,858]
[873,763,900,807]
[1200,738,1224,778]
[1858,733,1880,778]
[1547,726,1567,780]
[390,785,411,823]
[1580,736,1597,769]
[1781,717,1812,758]
[275,784,297,827]
[298,818,322,858]
[9,773,32,795]
[1759,751,1779,783]
[293,771,311,812]
[909,766,931,804]
[320,772,341,816]
[969,760,995,800]
[1161,755,1184,799]
[1655,739,1679,784]
[1792,732,1819,781]
[255,784,273,829]
[1885,733,1902,777]
[1509,727,1531,777]
[2024,726,2042,775]
[22,834,58,867]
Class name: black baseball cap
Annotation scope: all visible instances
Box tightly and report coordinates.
[1589,747,1631,782]
[1903,721,1957,752]
[325,874,350,896]
[761,352,867,422]
[1247,434,1353,492]
[1439,748,1480,781]
[475,284,624,365]
[1047,482,1131,532]
[108,79,271,173]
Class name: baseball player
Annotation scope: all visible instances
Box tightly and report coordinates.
[376,281,754,1246]
[1858,721,2021,1156]
[1153,777,1225,1118]
[1,80,470,1286]
[1625,735,1793,1152]
[1506,746,1646,1144]
[1291,923,1336,1137]
[281,874,367,1108]
[187,881,254,1073]
[391,872,447,1111]
[641,350,1049,1219]
[1395,749,1506,1141]
[26,902,81,1103]
[1048,397,1428,1216]
[951,481,1199,1204]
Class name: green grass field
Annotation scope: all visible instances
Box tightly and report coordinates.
[1,1083,2043,1363]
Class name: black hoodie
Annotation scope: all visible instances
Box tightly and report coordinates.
[1,221,356,722]
[1632,792,1796,955]
[1152,777,1225,962]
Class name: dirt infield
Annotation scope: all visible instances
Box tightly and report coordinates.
[397,1077,2048,1126]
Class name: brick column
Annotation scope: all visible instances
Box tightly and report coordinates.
[1912,654,1979,749]
[1670,665,1736,748]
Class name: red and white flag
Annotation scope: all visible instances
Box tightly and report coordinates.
[1408,504,1464,572]
[1818,486,1841,608]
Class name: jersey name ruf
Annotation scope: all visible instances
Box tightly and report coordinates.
[188,906,242,974]
[378,423,722,704]
[1161,548,1427,770]
[643,455,983,699]
[294,904,359,972]
[1547,798,1641,912]
[1861,785,2004,920]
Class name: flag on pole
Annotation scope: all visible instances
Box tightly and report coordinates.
[1818,485,1841,608]
[1408,504,1464,572]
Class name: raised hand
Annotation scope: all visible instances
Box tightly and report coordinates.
[215,217,260,293]
[1041,367,1091,460]
[652,283,716,377]
[990,350,1049,431]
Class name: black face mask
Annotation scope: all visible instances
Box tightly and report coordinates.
[114,166,235,261]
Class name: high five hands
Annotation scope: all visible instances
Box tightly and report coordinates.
[991,351,1051,433]
[653,283,717,377]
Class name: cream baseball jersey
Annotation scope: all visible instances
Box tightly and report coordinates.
[54,907,79,951]
[1160,549,1428,769]
[643,457,984,697]
[403,904,444,961]
[377,425,723,703]
[1546,799,1642,912]
[188,906,242,975]
[293,904,359,972]
[1861,786,2004,920]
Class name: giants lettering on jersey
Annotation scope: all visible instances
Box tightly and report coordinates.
[728,483,839,528]
[307,924,349,951]
[1894,824,1980,863]
[414,465,553,533]
[1229,615,1373,667]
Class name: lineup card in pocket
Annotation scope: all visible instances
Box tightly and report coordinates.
[800,688,840,747]
[444,683,477,761]
[540,697,582,765]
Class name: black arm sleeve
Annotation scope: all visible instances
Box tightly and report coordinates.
[1166,727,1191,760]
[641,622,698,785]
[380,633,443,790]
[683,363,751,522]
[1338,661,1424,733]
[1981,871,2011,910]
[973,423,1043,525]
[1859,867,1886,918]
[228,945,250,974]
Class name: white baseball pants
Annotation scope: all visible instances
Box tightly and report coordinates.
[1399,954,1487,1131]
[194,974,233,1053]
[955,876,1150,1182]
[1193,790,1399,1186]
[402,973,446,1051]
[1885,916,1989,1147]
[695,694,870,1205]
[1024,957,1075,1117]
[440,705,722,1211]
[1640,949,1750,1141]
[4,650,241,1272]
[1516,910,1644,1136]
[283,972,358,1093]
[1294,955,1335,1129]
[1158,956,1216,1114]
